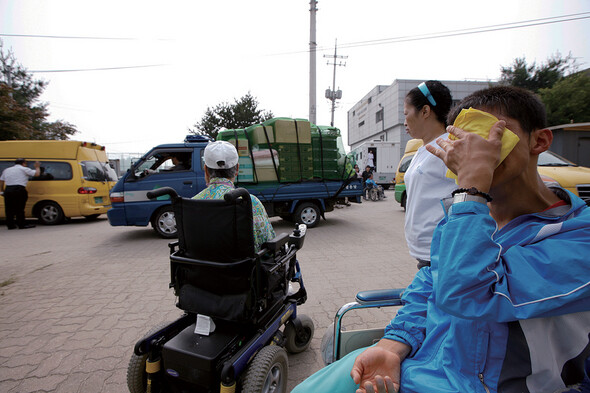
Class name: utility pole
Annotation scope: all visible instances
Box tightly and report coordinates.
[309,0,318,124]
[324,39,347,127]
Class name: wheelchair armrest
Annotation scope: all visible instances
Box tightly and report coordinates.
[355,288,404,306]
[260,233,290,254]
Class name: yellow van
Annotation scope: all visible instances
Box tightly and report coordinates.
[0,140,117,224]
[394,139,423,209]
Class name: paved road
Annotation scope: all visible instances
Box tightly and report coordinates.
[0,190,417,393]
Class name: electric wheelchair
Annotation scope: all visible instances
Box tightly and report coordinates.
[127,187,313,393]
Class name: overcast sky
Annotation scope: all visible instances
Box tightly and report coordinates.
[1,0,589,154]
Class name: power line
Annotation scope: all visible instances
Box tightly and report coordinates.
[338,14,590,51]
[0,33,172,41]
[29,64,168,73]
[268,12,590,56]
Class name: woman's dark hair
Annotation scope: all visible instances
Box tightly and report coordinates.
[405,80,453,126]
[447,86,547,134]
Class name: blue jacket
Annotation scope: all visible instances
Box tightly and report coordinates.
[384,189,590,393]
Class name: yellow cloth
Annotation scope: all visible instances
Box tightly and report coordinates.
[446,108,520,181]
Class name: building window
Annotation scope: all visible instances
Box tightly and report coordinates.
[353,110,356,116]
[375,109,383,123]
[368,97,372,104]
[358,120,365,127]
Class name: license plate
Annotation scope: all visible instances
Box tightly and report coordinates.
[94,196,103,204]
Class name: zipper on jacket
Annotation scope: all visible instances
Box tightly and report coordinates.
[478,373,490,393]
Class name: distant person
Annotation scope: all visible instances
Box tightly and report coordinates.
[193,141,275,252]
[168,155,189,171]
[0,158,41,229]
[366,151,375,171]
[403,80,456,269]
[353,164,361,179]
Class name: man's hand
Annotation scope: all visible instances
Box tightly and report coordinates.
[34,161,41,169]
[425,121,506,192]
[351,340,409,393]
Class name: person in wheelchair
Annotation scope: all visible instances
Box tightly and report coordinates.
[293,86,590,393]
[364,174,385,200]
[193,140,275,251]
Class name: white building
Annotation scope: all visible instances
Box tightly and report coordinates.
[348,79,494,161]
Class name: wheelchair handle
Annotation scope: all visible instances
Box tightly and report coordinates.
[223,188,251,203]
[146,187,179,200]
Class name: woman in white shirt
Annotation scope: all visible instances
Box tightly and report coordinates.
[403,80,457,269]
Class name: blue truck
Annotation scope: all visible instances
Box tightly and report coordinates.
[107,135,362,238]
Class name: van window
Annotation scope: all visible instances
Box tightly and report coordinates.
[398,154,414,173]
[30,161,73,180]
[0,160,73,181]
[81,161,118,182]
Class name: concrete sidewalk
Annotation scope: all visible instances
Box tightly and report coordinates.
[0,190,417,392]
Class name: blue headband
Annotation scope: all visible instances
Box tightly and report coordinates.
[418,82,437,107]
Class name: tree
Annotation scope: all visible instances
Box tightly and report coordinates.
[192,92,273,139]
[0,40,77,140]
[499,52,578,93]
[538,72,590,126]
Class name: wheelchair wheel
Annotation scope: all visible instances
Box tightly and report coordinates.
[127,322,170,393]
[241,345,288,393]
[284,314,314,354]
[370,188,378,201]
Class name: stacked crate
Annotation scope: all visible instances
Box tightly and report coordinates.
[259,118,313,182]
[216,129,255,182]
[311,125,342,180]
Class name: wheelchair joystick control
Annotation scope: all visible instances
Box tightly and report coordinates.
[293,223,301,237]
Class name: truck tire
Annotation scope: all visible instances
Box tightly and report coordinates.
[401,192,407,211]
[151,206,177,238]
[294,203,320,228]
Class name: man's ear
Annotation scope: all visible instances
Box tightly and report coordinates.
[530,128,553,155]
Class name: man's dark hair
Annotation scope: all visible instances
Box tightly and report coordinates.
[207,165,238,179]
[405,80,453,126]
[15,158,26,165]
[447,86,547,134]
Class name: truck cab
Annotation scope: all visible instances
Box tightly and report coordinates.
[108,137,210,237]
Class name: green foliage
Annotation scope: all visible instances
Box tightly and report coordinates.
[538,73,590,126]
[192,92,273,139]
[499,52,578,93]
[0,40,77,140]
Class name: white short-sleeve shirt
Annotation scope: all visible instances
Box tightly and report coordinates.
[0,165,37,187]
[404,134,458,261]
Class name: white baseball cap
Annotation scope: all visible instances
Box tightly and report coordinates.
[203,141,239,169]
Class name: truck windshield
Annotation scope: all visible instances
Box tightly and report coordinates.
[81,161,118,181]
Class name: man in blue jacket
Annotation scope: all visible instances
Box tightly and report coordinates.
[293,86,590,393]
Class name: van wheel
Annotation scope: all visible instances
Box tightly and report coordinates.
[151,206,177,238]
[37,201,64,225]
[401,192,407,211]
[294,203,320,228]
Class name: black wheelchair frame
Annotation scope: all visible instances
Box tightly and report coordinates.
[127,187,314,393]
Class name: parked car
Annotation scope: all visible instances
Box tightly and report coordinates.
[394,139,422,209]
[537,150,590,205]
[0,140,117,224]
